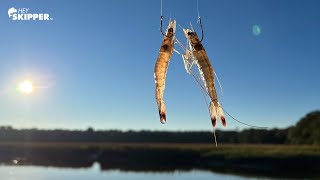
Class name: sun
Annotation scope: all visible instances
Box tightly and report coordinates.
[18,80,34,94]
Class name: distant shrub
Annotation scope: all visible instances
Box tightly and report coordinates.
[288,111,320,145]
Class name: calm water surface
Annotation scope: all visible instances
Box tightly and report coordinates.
[0,163,273,180]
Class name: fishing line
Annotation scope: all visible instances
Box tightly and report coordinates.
[190,69,210,108]
[196,0,204,42]
[189,62,219,147]
[197,0,200,19]
[188,53,267,130]
[221,106,268,129]
[160,0,163,17]
[159,0,173,37]
[191,69,218,147]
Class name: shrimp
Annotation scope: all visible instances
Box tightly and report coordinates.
[182,28,226,128]
[154,20,176,124]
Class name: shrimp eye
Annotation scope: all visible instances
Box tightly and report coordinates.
[187,32,192,35]
[168,28,173,33]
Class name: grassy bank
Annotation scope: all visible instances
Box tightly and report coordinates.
[1,143,320,178]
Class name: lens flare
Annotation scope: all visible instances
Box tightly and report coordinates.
[252,25,261,36]
[18,80,34,94]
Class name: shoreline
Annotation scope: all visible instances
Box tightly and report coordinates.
[1,142,320,178]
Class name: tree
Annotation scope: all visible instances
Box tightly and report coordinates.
[86,127,94,133]
[288,111,320,144]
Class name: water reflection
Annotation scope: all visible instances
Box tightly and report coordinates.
[0,163,255,180]
[1,152,319,179]
[1,143,319,179]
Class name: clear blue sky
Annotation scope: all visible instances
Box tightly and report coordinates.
[0,0,319,131]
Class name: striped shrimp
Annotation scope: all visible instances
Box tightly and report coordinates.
[182,28,226,128]
[154,20,176,124]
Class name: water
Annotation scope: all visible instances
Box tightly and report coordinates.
[0,163,264,180]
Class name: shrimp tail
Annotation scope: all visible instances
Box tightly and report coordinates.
[209,101,217,127]
[217,102,226,127]
[209,102,226,127]
[159,100,166,124]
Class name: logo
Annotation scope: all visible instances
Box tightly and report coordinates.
[8,7,53,21]
[8,7,17,18]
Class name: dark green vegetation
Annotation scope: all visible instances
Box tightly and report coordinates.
[0,142,320,178]
[0,111,319,178]
[288,111,320,144]
[0,110,319,144]
[0,127,288,144]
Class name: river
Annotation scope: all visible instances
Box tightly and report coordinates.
[0,163,276,180]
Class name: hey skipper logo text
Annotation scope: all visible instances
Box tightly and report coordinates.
[8,7,53,21]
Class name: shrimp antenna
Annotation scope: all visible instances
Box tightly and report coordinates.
[190,23,195,32]
[178,24,184,30]
[189,62,267,131]
[220,106,268,129]
[213,69,224,105]
[188,64,219,146]
[191,68,218,147]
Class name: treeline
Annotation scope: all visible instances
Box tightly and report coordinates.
[0,127,288,144]
[0,111,319,144]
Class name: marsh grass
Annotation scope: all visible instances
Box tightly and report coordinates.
[1,142,320,157]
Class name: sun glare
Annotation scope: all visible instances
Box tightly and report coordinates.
[18,80,34,94]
